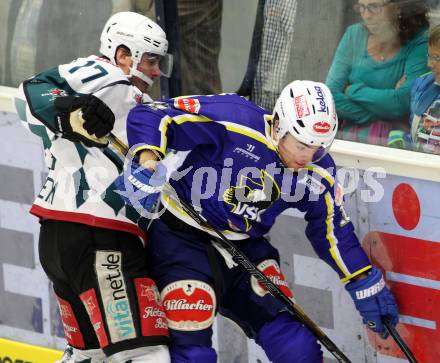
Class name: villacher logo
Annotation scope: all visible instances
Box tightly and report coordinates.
[164,299,213,311]
[161,280,216,331]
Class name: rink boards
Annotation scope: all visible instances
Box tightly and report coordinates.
[1,87,440,362]
[0,338,62,362]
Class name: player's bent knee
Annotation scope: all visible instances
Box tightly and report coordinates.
[170,345,217,363]
[256,312,323,363]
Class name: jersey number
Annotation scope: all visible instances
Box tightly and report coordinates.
[68,60,108,83]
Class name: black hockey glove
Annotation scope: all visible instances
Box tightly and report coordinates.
[81,94,115,138]
[54,95,114,148]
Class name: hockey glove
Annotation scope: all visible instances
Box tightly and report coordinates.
[114,160,167,213]
[81,94,115,137]
[346,266,399,336]
[54,95,114,147]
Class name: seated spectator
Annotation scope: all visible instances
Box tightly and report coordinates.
[326,0,429,145]
[410,24,440,154]
[178,0,222,95]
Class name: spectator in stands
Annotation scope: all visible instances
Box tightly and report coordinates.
[178,0,223,94]
[326,0,429,146]
[410,24,440,154]
[238,0,298,110]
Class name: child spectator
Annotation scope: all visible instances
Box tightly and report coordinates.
[410,23,440,154]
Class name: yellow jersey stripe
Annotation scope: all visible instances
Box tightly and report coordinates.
[341,265,373,283]
[157,114,212,154]
[173,114,212,123]
[157,115,174,155]
[324,192,351,278]
[132,144,163,157]
[156,114,274,155]
[305,164,335,186]
[218,121,276,151]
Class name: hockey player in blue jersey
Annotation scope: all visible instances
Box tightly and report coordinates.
[116,80,399,362]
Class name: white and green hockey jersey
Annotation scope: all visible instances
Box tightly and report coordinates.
[15,55,151,240]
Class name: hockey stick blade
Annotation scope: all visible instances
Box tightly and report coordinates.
[105,133,351,363]
[383,317,419,363]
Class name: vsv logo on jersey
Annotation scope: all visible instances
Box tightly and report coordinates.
[223,170,280,232]
[161,280,216,331]
[233,203,265,223]
[95,251,136,343]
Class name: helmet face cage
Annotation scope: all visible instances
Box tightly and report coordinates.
[99,12,172,80]
[272,80,338,164]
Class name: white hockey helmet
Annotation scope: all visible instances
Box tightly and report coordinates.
[100,11,173,85]
[271,80,338,162]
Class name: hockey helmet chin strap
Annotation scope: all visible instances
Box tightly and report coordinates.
[129,65,154,86]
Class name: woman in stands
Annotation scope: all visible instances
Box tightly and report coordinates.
[326,0,429,146]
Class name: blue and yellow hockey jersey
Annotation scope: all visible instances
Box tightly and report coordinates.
[127,94,371,282]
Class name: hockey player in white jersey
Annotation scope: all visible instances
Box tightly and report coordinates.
[14,12,172,363]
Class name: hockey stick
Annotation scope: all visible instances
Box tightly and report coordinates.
[162,188,352,363]
[383,317,419,363]
[106,132,352,363]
